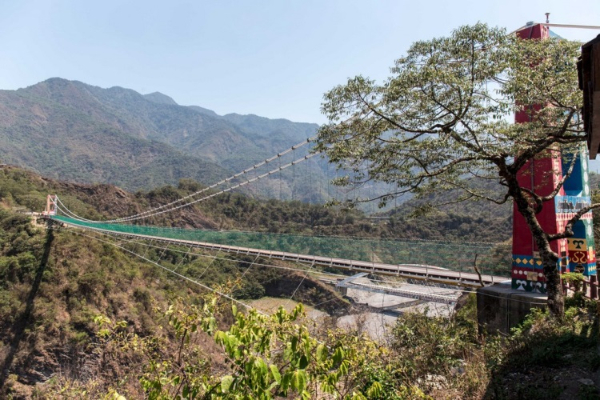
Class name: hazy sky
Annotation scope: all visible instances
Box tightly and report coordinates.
[1,0,599,124]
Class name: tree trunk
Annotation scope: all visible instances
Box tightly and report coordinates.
[539,246,564,318]
[508,178,565,318]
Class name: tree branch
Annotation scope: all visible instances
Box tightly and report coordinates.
[539,150,579,202]
[548,203,600,241]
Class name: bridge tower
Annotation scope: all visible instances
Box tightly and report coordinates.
[511,23,597,293]
[44,194,57,216]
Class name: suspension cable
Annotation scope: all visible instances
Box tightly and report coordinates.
[54,197,96,222]
[63,227,261,311]
[57,149,320,224]
[79,137,315,223]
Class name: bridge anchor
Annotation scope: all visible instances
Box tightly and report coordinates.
[476,282,546,335]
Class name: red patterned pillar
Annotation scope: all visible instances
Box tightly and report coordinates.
[511,23,568,292]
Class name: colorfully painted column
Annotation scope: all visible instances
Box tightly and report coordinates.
[511,147,569,292]
[511,23,596,293]
[559,145,596,276]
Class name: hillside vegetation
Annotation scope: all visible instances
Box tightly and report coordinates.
[1,164,513,279]
[0,169,350,398]
[0,164,512,243]
[2,166,600,398]
[2,208,599,399]
[0,78,327,199]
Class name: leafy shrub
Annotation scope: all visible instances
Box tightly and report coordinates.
[563,272,585,292]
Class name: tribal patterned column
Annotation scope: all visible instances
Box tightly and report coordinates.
[511,148,568,292]
[511,22,596,293]
[559,145,596,276]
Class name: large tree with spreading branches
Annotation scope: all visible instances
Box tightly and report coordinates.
[314,23,592,317]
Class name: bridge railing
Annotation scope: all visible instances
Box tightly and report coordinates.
[51,215,511,281]
[571,275,600,299]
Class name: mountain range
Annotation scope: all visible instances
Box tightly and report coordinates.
[0,78,324,200]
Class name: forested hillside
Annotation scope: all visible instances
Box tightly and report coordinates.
[0,163,512,243]
[0,78,329,200]
[0,167,352,398]
[2,166,600,399]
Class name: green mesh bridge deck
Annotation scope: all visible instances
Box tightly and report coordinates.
[52,215,509,277]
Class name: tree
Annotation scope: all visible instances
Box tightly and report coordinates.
[314,23,589,317]
[91,295,414,399]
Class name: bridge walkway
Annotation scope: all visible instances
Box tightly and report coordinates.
[52,217,508,289]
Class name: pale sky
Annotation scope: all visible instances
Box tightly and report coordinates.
[0,0,599,124]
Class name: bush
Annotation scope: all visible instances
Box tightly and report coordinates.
[391,304,479,380]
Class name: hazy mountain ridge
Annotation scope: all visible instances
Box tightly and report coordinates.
[143,91,178,105]
[27,78,318,160]
[0,78,321,193]
[0,81,228,190]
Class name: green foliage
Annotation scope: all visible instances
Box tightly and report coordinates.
[563,272,585,292]
[507,306,599,369]
[5,222,598,400]
[392,305,479,380]
[315,23,582,208]
[578,384,600,400]
[485,300,600,398]
[0,206,214,398]
[85,294,423,400]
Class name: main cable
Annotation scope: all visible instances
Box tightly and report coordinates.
[57,149,320,224]
[108,137,316,222]
[86,137,315,223]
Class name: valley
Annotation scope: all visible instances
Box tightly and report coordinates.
[0,163,513,398]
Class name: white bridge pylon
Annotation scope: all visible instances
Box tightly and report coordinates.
[43,195,57,216]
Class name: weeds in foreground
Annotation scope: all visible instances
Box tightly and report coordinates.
[23,290,600,399]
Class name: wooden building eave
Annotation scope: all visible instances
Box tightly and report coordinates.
[579,34,600,159]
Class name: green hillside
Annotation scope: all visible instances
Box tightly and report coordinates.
[0,78,330,199]
[1,166,599,399]
[0,81,229,190]
[0,167,350,398]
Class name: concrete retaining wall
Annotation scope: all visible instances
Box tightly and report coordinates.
[477,282,546,335]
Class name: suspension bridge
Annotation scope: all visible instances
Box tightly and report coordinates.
[40,137,509,308]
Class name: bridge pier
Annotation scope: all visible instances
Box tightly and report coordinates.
[476,282,546,335]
